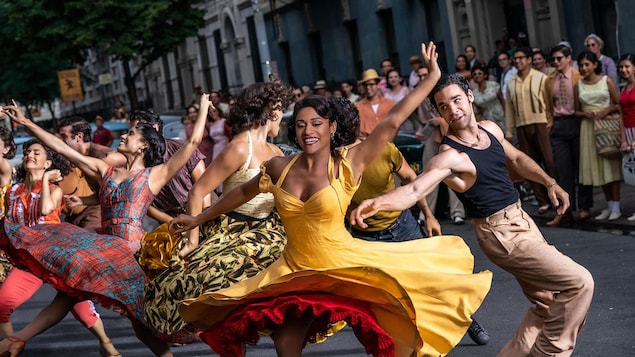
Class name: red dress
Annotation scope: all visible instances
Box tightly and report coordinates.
[0,168,152,321]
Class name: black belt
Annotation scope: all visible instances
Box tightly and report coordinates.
[554,114,576,120]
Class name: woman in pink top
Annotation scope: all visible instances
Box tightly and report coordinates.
[618,53,635,221]
[383,69,409,103]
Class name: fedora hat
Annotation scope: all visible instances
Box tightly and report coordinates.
[361,69,380,84]
[314,80,327,89]
[409,55,421,65]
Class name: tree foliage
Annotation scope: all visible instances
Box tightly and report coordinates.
[0,0,206,110]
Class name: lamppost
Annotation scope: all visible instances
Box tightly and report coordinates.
[252,0,273,80]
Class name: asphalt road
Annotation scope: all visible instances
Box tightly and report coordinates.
[8,220,635,356]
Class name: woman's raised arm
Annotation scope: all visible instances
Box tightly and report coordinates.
[350,42,441,175]
[148,94,210,195]
[1,100,106,180]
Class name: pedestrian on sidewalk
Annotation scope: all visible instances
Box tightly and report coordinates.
[618,53,635,221]
[544,44,594,226]
[574,51,623,220]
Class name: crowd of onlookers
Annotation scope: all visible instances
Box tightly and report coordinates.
[286,32,635,225]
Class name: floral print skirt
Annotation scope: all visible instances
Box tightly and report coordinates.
[143,210,286,336]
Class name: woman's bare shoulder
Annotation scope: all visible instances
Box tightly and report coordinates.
[263,154,295,183]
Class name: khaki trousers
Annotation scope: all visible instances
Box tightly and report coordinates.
[472,201,594,357]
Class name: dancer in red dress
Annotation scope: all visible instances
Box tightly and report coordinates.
[0,94,210,357]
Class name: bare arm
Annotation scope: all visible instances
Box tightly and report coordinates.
[395,156,441,236]
[573,84,589,119]
[169,173,262,234]
[190,159,212,209]
[602,77,621,118]
[147,94,210,195]
[103,151,127,167]
[146,205,174,224]
[350,151,456,228]
[349,42,440,178]
[0,158,12,188]
[619,89,631,150]
[483,120,569,214]
[178,140,249,257]
[65,193,99,208]
[2,101,107,178]
[40,170,64,216]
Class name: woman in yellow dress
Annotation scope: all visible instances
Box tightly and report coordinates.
[170,42,492,357]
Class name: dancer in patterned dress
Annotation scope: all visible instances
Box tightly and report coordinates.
[171,43,492,357]
[0,139,121,357]
[142,82,290,338]
[0,127,16,283]
[0,94,210,357]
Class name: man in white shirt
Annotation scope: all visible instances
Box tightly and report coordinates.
[498,52,518,101]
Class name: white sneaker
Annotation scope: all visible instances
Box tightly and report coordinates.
[628,214,635,222]
[595,209,611,220]
[608,210,622,221]
[453,216,465,225]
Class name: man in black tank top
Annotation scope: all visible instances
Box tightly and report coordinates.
[351,74,594,357]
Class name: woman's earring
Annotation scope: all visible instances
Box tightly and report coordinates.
[330,132,335,140]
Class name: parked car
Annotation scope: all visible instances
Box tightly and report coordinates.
[272,112,424,173]
[159,111,185,140]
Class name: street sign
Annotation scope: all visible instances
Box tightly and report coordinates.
[98,73,113,85]
[57,68,84,102]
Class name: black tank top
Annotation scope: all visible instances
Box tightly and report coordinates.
[441,126,519,218]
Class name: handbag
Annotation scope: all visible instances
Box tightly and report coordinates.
[623,150,635,186]
[594,112,622,159]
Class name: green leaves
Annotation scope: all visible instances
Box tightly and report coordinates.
[0,0,206,108]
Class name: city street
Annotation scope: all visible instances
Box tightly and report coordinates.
[9,218,635,356]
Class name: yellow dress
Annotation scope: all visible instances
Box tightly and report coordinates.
[179,150,492,356]
[578,76,623,185]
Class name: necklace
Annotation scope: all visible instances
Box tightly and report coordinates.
[454,129,481,148]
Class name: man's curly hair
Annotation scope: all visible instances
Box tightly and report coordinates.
[226,82,293,135]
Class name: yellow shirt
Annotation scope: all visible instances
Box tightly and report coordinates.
[504,69,548,137]
[348,142,403,231]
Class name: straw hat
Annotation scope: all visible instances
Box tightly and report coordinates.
[361,69,380,84]
[314,80,327,89]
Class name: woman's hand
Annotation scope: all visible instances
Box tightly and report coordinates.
[169,214,199,235]
[1,99,30,126]
[43,169,63,183]
[421,41,440,79]
[348,199,381,229]
[64,195,83,208]
[178,229,200,258]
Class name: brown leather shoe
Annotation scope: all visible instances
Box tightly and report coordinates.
[579,208,591,220]
[546,213,572,227]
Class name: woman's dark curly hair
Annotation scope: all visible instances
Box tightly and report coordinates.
[14,139,72,183]
[0,127,16,159]
[134,122,165,167]
[226,82,293,135]
[288,95,360,152]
